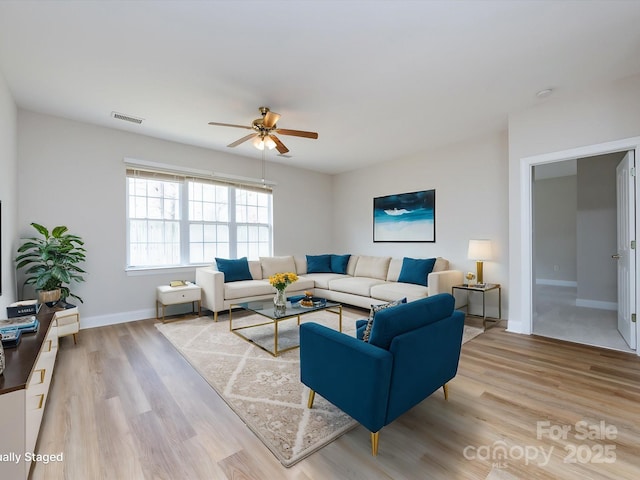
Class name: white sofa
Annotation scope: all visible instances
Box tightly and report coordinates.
[195,254,463,321]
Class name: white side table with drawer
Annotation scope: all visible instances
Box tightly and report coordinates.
[54,303,80,344]
[156,282,202,323]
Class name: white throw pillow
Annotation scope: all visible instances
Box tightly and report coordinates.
[433,257,449,272]
[260,256,297,278]
[248,260,263,280]
[354,255,391,280]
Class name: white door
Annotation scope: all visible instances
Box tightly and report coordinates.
[616,151,636,349]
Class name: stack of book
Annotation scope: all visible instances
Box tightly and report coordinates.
[0,315,40,348]
[6,299,40,318]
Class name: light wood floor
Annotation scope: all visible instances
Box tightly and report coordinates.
[31,309,640,480]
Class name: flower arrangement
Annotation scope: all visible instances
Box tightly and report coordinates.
[268,272,299,291]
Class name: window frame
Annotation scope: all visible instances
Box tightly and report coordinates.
[125,166,273,270]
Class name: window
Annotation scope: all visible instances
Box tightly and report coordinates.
[188,181,230,263]
[235,188,272,259]
[126,168,272,268]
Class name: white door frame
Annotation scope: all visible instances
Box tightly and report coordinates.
[519,136,640,355]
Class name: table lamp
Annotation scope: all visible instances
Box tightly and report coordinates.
[468,239,492,284]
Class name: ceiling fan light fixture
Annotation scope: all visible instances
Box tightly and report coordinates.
[264,137,277,150]
[253,135,276,151]
[209,106,318,155]
[253,137,265,150]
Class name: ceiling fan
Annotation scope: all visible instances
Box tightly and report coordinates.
[208,106,318,155]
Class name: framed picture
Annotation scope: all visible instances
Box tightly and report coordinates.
[373,189,435,242]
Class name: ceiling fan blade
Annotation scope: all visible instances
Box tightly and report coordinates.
[228,133,258,148]
[263,111,281,128]
[269,134,289,154]
[274,128,318,139]
[208,121,252,130]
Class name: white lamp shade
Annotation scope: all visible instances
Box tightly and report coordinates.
[468,239,492,260]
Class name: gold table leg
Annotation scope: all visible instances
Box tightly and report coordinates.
[274,319,279,356]
[229,302,344,357]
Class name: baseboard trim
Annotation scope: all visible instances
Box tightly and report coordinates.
[81,302,204,329]
[82,308,156,329]
[536,278,578,287]
[575,299,618,311]
[505,318,528,335]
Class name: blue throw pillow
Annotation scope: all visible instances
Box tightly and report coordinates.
[331,254,351,274]
[306,254,333,273]
[397,257,436,287]
[215,257,253,282]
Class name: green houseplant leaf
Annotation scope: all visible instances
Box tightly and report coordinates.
[16,222,87,303]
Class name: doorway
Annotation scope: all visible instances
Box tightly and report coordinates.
[531,152,634,352]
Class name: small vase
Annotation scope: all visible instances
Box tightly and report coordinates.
[274,289,287,316]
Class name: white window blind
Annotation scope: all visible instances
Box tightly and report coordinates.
[126,166,273,269]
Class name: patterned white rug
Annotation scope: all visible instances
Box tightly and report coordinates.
[155,309,483,467]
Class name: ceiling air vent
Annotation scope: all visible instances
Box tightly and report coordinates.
[111,111,144,124]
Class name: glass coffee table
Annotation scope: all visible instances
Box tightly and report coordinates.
[229,299,342,356]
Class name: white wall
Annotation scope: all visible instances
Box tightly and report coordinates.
[508,74,640,333]
[17,110,334,327]
[0,69,17,312]
[533,174,577,284]
[333,131,509,316]
[576,153,620,306]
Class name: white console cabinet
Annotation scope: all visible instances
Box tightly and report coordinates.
[0,310,59,479]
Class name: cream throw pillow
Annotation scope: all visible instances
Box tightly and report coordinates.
[433,257,449,272]
[353,256,391,280]
[260,256,297,278]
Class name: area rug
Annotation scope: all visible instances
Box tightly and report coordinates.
[155,310,484,467]
[463,323,484,344]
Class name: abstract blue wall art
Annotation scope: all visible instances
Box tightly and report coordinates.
[373,189,435,242]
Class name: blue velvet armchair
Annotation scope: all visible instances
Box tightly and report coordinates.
[300,293,464,456]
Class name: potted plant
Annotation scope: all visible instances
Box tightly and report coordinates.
[16,223,87,305]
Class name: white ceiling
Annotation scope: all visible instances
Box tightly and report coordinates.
[0,1,639,174]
